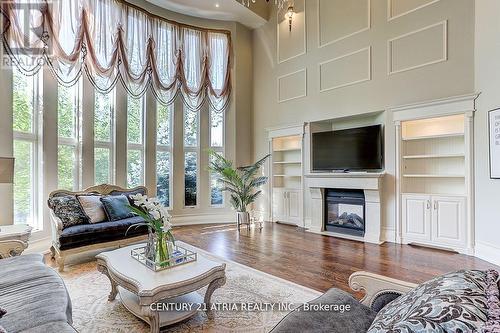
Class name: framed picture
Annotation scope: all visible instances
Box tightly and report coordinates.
[489,108,500,179]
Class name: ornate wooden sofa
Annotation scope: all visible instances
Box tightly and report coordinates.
[48,184,149,271]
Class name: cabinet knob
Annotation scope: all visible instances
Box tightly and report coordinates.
[426,200,431,209]
[434,201,438,210]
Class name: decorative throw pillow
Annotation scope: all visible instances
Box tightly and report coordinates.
[367,270,494,333]
[100,195,135,221]
[483,270,500,333]
[48,195,89,228]
[110,188,146,207]
[77,195,107,224]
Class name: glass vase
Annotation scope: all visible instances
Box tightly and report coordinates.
[155,232,174,267]
[145,227,156,261]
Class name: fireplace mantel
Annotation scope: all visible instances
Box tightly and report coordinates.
[305,172,386,244]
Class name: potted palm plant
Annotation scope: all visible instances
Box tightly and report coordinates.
[208,150,270,226]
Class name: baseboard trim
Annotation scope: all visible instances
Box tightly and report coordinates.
[171,213,235,226]
[475,241,500,266]
[381,227,396,243]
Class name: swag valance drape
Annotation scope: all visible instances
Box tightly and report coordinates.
[0,0,232,111]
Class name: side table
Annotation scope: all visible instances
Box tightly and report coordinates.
[0,224,33,259]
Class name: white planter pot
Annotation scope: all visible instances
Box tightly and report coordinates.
[236,212,250,228]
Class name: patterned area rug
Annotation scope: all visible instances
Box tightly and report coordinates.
[59,247,322,333]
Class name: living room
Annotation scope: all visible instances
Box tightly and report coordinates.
[1,0,500,332]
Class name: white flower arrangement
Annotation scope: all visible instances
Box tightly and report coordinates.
[126,193,175,266]
[129,193,173,232]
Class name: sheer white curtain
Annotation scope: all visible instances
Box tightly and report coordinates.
[1,0,232,111]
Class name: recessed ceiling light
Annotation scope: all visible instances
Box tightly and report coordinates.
[215,3,220,7]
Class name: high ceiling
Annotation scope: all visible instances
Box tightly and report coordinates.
[145,0,268,29]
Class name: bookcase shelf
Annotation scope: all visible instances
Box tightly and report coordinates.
[403,154,465,159]
[273,148,301,152]
[273,161,302,164]
[403,174,465,178]
[402,133,464,141]
[270,131,304,226]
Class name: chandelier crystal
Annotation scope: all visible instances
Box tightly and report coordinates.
[240,0,289,10]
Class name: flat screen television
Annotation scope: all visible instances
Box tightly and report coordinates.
[312,124,384,172]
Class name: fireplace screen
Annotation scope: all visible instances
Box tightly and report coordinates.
[325,189,365,237]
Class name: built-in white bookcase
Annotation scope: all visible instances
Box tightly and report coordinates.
[268,125,305,226]
[401,114,466,195]
[393,94,477,255]
[272,136,302,189]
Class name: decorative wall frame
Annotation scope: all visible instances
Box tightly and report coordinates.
[277,0,307,64]
[387,0,441,21]
[277,68,308,103]
[489,108,500,179]
[318,47,372,92]
[318,0,371,48]
[387,20,448,75]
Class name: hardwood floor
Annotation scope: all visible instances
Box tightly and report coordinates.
[175,222,499,294]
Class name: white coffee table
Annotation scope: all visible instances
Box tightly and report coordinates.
[96,242,226,333]
[0,224,32,259]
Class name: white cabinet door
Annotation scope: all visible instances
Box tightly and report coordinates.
[402,194,431,243]
[272,189,287,222]
[431,196,466,248]
[286,190,302,225]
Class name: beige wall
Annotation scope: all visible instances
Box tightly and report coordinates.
[474,0,500,265]
[252,0,475,234]
[234,23,255,166]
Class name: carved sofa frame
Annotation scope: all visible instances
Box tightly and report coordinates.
[349,270,418,308]
[271,270,419,332]
[48,184,149,272]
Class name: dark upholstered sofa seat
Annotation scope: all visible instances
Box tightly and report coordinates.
[0,254,75,332]
[270,288,377,333]
[59,216,148,250]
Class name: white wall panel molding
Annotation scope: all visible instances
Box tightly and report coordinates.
[387,20,447,75]
[277,0,306,64]
[387,0,441,21]
[319,47,371,92]
[318,0,371,48]
[277,68,307,103]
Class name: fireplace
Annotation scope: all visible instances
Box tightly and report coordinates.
[325,189,365,237]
